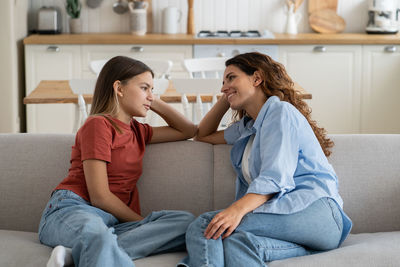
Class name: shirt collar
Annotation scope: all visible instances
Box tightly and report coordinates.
[252,96,280,131]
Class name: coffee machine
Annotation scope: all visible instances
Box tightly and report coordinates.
[366,0,400,34]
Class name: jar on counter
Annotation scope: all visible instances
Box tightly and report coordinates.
[128,1,148,35]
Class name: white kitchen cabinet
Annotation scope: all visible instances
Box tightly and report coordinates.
[361,45,400,133]
[25,45,81,133]
[279,45,362,134]
[81,45,193,79]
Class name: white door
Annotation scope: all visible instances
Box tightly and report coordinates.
[25,45,81,133]
[361,45,400,133]
[279,45,362,134]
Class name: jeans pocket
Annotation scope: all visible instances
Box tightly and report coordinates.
[38,193,62,239]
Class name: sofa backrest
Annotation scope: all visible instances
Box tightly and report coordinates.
[138,141,214,216]
[213,135,400,234]
[0,134,216,232]
[0,134,74,232]
[0,134,399,234]
[328,134,400,233]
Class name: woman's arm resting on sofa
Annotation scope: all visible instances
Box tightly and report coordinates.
[195,94,230,145]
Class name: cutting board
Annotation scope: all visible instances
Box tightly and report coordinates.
[308,0,338,14]
[309,9,345,33]
[187,0,195,34]
[147,0,152,33]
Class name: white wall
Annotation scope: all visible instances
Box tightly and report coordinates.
[28,0,400,34]
[0,0,28,133]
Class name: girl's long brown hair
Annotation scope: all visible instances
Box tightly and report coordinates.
[226,52,333,157]
[89,56,154,132]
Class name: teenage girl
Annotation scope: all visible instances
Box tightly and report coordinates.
[180,52,352,267]
[39,56,197,267]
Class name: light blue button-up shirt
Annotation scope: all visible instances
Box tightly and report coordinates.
[224,96,352,243]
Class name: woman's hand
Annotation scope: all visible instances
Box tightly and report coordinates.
[204,205,246,240]
[204,193,273,240]
[195,94,230,145]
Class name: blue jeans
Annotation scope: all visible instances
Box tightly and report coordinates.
[179,197,343,267]
[38,190,195,267]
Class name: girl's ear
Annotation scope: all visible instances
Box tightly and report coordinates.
[253,71,263,87]
[113,80,123,97]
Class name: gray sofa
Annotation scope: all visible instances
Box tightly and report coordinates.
[1,133,400,267]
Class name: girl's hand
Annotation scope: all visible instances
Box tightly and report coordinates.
[204,205,246,240]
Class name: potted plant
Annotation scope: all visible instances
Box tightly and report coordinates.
[66,0,82,33]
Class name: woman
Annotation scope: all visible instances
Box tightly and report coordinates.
[180,52,352,267]
[39,56,197,267]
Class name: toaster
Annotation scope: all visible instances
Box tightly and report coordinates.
[37,6,62,34]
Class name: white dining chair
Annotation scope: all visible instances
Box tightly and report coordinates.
[180,57,228,125]
[183,57,228,78]
[89,58,173,79]
[172,78,222,125]
[69,79,96,132]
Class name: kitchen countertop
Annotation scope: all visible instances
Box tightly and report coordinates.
[23,33,400,45]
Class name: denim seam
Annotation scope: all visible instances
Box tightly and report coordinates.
[257,244,303,250]
[200,217,210,267]
[326,199,342,232]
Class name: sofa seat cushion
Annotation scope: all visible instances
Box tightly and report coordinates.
[269,232,400,267]
[0,230,51,267]
[134,252,187,266]
[1,230,399,266]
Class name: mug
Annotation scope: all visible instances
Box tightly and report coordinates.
[162,6,182,34]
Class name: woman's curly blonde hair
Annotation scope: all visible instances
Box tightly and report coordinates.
[226,52,334,157]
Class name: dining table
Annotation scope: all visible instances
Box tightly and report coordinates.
[24,79,312,132]
[23,80,312,105]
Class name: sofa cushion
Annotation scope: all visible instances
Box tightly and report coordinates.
[134,252,187,267]
[213,144,236,210]
[329,135,400,233]
[0,230,51,267]
[0,134,74,232]
[139,140,214,216]
[269,232,400,267]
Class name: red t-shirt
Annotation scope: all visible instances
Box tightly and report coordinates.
[55,115,153,215]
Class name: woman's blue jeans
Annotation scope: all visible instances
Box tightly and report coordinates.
[38,190,195,267]
[179,197,343,267]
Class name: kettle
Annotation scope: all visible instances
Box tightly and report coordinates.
[162,6,182,34]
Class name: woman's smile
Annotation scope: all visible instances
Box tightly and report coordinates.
[226,91,237,102]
